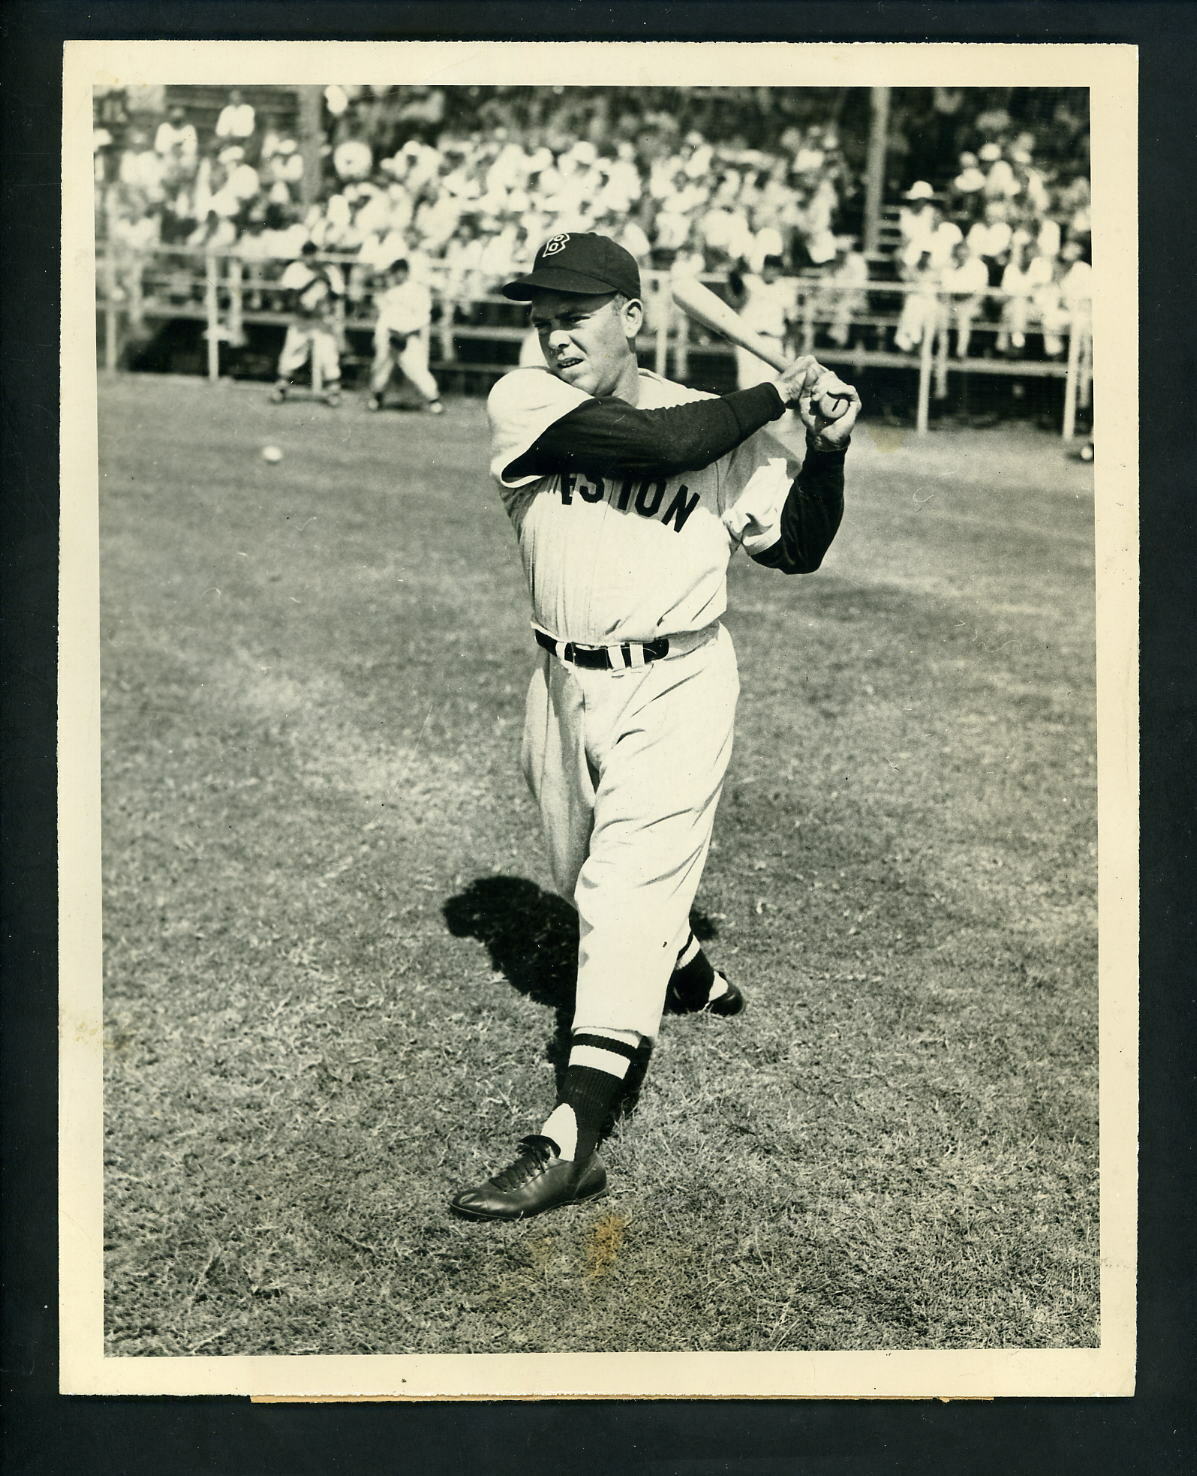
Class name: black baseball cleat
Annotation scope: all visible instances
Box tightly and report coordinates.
[666,969,745,1017]
[269,385,287,404]
[700,973,746,1016]
[449,1135,607,1221]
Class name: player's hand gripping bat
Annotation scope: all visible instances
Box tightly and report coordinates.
[670,274,854,421]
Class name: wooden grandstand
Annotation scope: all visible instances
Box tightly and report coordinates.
[95,244,1092,437]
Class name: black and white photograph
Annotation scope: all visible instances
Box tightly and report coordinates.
[58,39,1138,1400]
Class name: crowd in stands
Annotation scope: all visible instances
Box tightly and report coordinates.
[94,84,1091,359]
[889,91,1092,359]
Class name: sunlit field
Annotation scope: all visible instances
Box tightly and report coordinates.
[99,372,1098,1355]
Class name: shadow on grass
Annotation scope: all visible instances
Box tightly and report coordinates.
[442,875,720,1123]
[442,876,577,1093]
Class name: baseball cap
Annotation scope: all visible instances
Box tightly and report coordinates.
[501,232,641,301]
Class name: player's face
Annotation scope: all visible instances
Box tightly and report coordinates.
[528,291,642,399]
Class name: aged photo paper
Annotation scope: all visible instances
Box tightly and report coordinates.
[59,38,1138,1399]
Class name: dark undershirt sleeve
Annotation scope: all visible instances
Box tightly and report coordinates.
[749,439,848,575]
[505,381,786,481]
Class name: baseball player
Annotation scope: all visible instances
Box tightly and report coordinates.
[727,255,797,388]
[270,242,346,406]
[450,233,861,1221]
[366,258,445,414]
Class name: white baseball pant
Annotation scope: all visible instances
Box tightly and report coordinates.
[278,323,341,384]
[521,625,738,1041]
[371,327,439,403]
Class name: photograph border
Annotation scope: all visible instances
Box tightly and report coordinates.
[57,34,1137,1403]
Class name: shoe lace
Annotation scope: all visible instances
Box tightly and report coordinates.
[490,1135,556,1191]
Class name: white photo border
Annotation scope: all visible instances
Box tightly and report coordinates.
[59,38,1139,1400]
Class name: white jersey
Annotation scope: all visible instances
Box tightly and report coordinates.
[736,275,795,341]
[375,279,433,337]
[488,366,799,646]
[279,260,345,321]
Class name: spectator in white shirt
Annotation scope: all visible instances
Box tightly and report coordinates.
[815,234,868,349]
[332,136,374,184]
[980,143,1018,202]
[898,179,938,252]
[745,207,786,274]
[900,205,962,276]
[220,146,261,205]
[949,151,986,211]
[154,105,197,168]
[1037,215,1063,262]
[215,89,256,143]
[728,255,796,387]
[998,241,1041,353]
[894,241,942,354]
[966,199,1014,275]
[118,129,165,201]
[1032,241,1092,356]
[1059,242,1092,313]
[942,241,989,358]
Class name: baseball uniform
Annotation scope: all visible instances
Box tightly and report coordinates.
[729,271,797,388]
[274,257,345,397]
[452,231,855,1222]
[369,276,443,409]
[489,364,846,1041]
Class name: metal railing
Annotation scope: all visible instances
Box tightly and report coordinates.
[95,246,1093,438]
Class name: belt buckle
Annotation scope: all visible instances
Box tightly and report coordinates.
[565,640,599,668]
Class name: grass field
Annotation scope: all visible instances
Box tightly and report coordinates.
[99,371,1098,1357]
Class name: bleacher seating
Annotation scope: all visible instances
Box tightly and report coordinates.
[163,84,301,138]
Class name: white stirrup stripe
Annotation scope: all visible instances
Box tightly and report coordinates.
[571,1044,634,1077]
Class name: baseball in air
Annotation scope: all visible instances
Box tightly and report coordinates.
[261,445,283,463]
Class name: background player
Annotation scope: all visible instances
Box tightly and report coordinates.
[366,257,445,414]
[727,254,798,387]
[451,232,861,1222]
[271,241,345,406]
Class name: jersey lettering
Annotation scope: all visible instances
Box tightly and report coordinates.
[661,485,701,533]
[634,479,666,518]
[553,473,696,534]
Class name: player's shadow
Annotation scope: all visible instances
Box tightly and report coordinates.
[443,876,577,1090]
[442,875,719,1113]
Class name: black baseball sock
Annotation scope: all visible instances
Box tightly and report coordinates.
[539,1031,639,1162]
[669,931,730,1009]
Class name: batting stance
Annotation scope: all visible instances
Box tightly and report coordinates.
[366,259,445,415]
[271,242,345,407]
[451,233,861,1221]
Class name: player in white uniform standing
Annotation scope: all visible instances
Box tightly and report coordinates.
[728,254,797,388]
[271,242,346,407]
[366,258,445,414]
[450,233,861,1221]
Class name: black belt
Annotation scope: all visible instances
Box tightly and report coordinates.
[535,628,670,670]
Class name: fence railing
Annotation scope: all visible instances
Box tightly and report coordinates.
[95,246,1093,438]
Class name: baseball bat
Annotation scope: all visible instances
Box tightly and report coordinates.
[669,274,852,407]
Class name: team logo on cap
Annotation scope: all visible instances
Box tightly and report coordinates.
[541,233,570,257]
